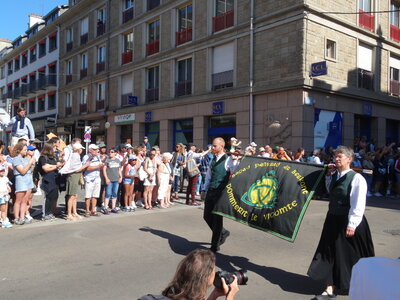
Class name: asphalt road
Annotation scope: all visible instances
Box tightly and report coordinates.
[0,194,399,300]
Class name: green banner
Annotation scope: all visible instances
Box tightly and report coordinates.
[212,157,326,242]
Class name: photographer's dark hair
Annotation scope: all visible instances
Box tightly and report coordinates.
[162,249,215,300]
[41,142,55,159]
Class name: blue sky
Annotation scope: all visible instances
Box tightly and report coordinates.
[0,0,68,41]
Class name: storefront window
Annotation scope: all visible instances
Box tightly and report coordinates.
[208,114,236,145]
[173,119,193,147]
[145,122,160,147]
[120,124,133,144]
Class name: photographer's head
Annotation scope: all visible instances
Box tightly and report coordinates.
[163,249,216,300]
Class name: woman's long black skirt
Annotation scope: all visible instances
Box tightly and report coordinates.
[307,213,375,292]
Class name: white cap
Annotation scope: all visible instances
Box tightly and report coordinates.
[89,144,99,150]
[73,143,85,150]
[259,147,265,152]
[250,142,257,147]
[125,143,133,148]
[230,137,237,141]
[245,146,253,152]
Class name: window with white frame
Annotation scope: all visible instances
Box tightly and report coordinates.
[81,17,89,35]
[66,60,72,75]
[66,92,72,107]
[216,0,234,15]
[81,53,88,69]
[359,0,372,12]
[98,7,106,23]
[123,32,133,52]
[390,2,400,27]
[212,42,234,90]
[66,28,73,43]
[97,82,105,100]
[358,43,374,90]
[97,46,106,63]
[390,55,400,95]
[325,39,336,60]
[148,20,160,42]
[80,87,87,104]
[178,4,192,31]
[121,73,133,105]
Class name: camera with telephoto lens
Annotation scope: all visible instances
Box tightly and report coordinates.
[213,269,248,289]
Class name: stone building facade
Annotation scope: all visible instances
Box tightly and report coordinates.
[4,0,400,152]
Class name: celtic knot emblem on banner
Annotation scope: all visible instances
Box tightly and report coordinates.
[241,171,278,209]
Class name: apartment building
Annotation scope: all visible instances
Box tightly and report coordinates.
[57,0,400,150]
[0,6,68,142]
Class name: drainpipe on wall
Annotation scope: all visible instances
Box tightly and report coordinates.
[105,0,112,144]
[249,0,255,143]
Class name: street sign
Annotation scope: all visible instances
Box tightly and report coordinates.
[84,139,91,143]
[84,133,91,140]
[84,126,92,134]
[310,61,328,77]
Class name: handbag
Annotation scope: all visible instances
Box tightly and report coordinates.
[186,158,200,178]
[79,174,85,186]
[138,166,148,181]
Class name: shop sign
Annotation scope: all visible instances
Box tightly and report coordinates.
[145,111,152,122]
[212,101,224,115]
[310,61,327,77]
[115,113,135,124]
[362,103,372,116]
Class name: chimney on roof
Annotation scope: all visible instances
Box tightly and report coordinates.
[28,13,43,28]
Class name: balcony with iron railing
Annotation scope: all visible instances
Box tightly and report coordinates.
[37,76,47,90]
[96,99,105,110]
[97,21,106,37]
[145,87,159,103]
[390,80,400,96]
[21,84,28,96]
[358,68,374,90]
[390,24,400,43]
[96,61,105,73]
[146,39,159,56]
[80,33,88,45]
[359,9,374,32]
[66,41,73,52]
[65,106,72,116]
[212,70,233,90]
[122,7,134,23]
[80,68,87,79]
[175,80,192,97]
[6,90,13,98]
[213,10,234,33]
[121,50,133,64]
[176,27,192,46]
[79,103,87,113]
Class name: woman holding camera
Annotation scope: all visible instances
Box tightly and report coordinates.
[139,249,239,300]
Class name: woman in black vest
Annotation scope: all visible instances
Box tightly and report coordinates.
[308,146,374,299]
[39,143,63,220]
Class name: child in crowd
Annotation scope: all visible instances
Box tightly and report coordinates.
[0,166,12,228]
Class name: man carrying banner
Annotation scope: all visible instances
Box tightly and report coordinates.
[307,146,374,299]
[201,137,239,252]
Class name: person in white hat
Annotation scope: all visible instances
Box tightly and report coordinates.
[82,144,103,217]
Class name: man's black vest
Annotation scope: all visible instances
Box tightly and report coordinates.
[209,154,230,190]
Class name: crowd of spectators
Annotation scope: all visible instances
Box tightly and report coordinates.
[0,134,399,229]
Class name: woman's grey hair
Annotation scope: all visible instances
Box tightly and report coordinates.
[162,152,173,161]
[334,145,354,158]
[313,149,320,156]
